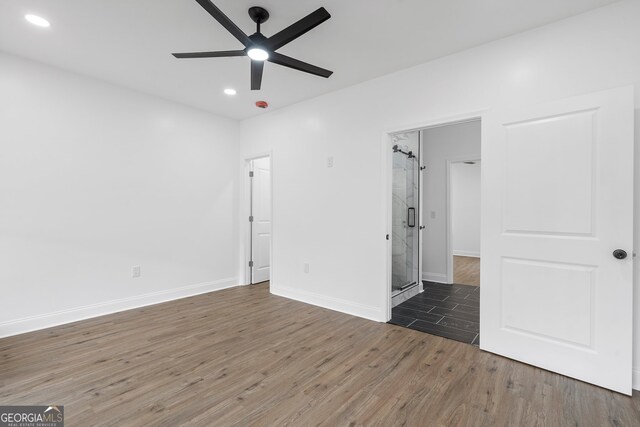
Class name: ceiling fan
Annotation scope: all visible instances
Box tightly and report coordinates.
[173,0,333,90]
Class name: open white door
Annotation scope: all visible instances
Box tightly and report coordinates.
[250,157,271,284]
[481,87,634,395]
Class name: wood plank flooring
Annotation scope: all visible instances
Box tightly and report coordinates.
[453,256,480,286]
[1,283,638,426]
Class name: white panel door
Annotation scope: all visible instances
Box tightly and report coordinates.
[481,87,634,395]
[251,157,271,284]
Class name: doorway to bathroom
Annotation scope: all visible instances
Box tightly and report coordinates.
[388,119,481,346]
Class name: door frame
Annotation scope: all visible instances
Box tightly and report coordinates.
[382,111,484,321]
[446,156,482,284]
[242,152,273,285]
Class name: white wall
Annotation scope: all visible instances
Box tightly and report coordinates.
[0,52,240,337]
[421,122,481,282]
[450,162,481,258]
[239,0,640,389]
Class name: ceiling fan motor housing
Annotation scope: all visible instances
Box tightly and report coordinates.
[247,32,268,49]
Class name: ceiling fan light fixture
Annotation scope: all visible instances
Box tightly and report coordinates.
[247,48,269,61]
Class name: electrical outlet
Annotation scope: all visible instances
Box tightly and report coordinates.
[304,263,310,274]
[327,156,334,168]
[132,265,141,278]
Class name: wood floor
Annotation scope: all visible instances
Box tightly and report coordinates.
[453,255,480,286]
[1,283,638,426]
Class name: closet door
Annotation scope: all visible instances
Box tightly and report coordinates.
[251,157,271,284]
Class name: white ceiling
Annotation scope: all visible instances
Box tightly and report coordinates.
[0,0,619,120]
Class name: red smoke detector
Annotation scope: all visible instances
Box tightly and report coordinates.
[255,100,269,109]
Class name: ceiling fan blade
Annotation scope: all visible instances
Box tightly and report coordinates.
[172,50,246,59]
[268,52,333,78]
[193,0,251,46]
[266,7,330,51]
[251,60,264,90]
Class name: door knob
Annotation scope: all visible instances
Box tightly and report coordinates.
[613,249,627,260]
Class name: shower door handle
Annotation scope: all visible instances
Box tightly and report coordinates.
[407,207,416,228]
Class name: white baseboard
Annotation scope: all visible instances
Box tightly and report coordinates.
[422,272,448,284]
[0,277,238,339]
[452,251,480,258]
[270,284,384,322]
[634,367,640,391]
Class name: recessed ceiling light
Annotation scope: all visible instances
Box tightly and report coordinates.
[224,88,237,96]
[25,14,50,28]
[247,48,269,61]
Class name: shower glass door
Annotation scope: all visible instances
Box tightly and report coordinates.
[391,132,419,294]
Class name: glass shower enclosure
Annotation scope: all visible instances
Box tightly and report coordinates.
[391,132,420,304]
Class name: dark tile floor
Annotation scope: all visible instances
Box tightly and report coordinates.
[389,281,480,345]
